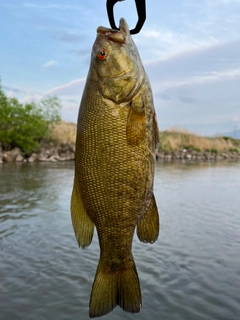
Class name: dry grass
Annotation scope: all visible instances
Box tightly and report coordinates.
[50,121,77,144]
[159,128,240,153]
[49,122,240,153]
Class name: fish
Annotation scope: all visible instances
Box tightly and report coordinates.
[71,18,160,318]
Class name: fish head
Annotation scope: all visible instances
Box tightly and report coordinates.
[91,18,145,103]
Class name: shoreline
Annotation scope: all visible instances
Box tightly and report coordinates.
[156,150,240,161]
[1,144,240,163]
[0,143,75,164]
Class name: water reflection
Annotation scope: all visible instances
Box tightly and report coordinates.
[0,161,240,320]
[0,162,73,238]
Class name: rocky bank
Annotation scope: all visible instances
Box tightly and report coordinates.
[156,149,240,161]
[0,142,75,163]
[1,143,240,163]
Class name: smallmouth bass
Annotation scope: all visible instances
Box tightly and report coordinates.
[71,18,159,318]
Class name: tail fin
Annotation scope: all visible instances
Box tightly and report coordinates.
[89,257,142,318]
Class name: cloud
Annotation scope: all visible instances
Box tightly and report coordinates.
[135,28,217,62]
[64,98,79,105]
[210,0,240,4]
[138,36,240,135]
[6,91,15,98]
[42,60,58,68]
[147,37,240,64]
[14,78,85,120]
[69,49,90,57]
[233,116,240,123]
[141,28,216,52]
[152,68,240,96]
[24,3,61,9]
[59,32,85,43]
[45,78,86,96]
[2,86,28,95]
[23,3,80,10]
[3,0,240,136]
[178,96,200,104]
[145,38,240,86]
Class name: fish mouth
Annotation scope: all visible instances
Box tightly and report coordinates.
[97,18,129,44]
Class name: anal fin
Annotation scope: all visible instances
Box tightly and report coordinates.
[70,177,94,248]
[137,193,159,243]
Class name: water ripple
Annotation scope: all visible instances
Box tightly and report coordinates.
[0,162,240,319]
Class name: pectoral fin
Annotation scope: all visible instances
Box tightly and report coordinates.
[126,109,145,146]
[126,95,145,146]
[71,177,94,248]
[137,193,159,243]
[126,89,159,148]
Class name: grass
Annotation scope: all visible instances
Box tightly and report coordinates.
[159,128,240,154]
[49,121,77,144]
[48,123,240,154]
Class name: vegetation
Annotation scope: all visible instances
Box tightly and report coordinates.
[50,121,77,145]
[1,81,239,158]
[50,125,240,155]
[159,128,240,154]
[0,84,62,154]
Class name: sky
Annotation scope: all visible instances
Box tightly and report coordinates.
[0,0,240,136]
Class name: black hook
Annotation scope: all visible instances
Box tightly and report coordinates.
[106,0,146,35]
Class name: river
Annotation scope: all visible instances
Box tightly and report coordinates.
[0,161,240,320]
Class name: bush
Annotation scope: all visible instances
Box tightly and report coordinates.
[0,85,62,154]
[229,148,239,153]
[205,148,218,154]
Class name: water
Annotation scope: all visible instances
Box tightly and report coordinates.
[0,161,240,320]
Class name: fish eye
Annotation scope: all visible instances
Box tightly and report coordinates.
[97,48,108,60]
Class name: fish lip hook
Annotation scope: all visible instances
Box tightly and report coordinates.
[106,0,146,35]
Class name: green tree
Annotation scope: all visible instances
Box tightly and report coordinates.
[0,84,62,154]
[38,96,62,131]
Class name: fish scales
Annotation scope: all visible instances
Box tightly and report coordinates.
[71,18,160,318]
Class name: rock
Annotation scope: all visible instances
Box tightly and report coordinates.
[16,154,24,162]
[57,143,75,158]
[38,143,57,159]
[37,150,60,162]
[48,156,58,162]
[155,151,164,159]
[172,153,180,160]
[37,145,58,161]
[221,153,229,159]
[49,149,63,161]
[69,143,75,153]
[215,155,223,161]
[28,153,38,162]
[37,154,52,162]
[3,148,22,162]
[155,149,240,162]
[0,144,3,163]
[164,154,172,160]
[58,150,75,161]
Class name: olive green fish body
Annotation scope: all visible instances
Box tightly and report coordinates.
[71,18,159,318]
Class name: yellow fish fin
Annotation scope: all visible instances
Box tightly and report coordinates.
[89,256,141,318]
[70,177,94,248]
[137,193,159,243]
[126,95,145,146]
